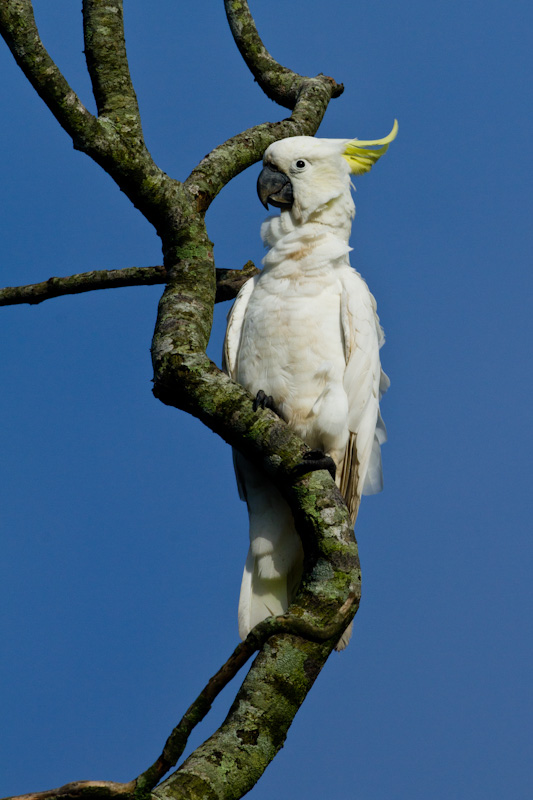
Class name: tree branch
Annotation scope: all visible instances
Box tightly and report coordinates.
[0,0,97,145]
[185,77,337,212]
[0,267,166,306]
[142,5,355,797]
[0,263,258,307]
[82,0,144,142]
[1,780,135,800]
[0,0,183,233]
[185,0,344,211]
[150,350,360,798]
[224,0,343,108]
[2,591,357,800]
[0,2,358,798]
[215,261,259,302]
[135,627,267,793]
[137,594,356,793]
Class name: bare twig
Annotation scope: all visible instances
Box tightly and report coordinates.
[186,1,343,211]
[0,263,258,308]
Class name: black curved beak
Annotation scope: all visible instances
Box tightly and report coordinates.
[257,164,293,209]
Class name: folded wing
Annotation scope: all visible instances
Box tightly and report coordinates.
[338,269,389,523]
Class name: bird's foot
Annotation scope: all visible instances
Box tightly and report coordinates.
[294,449,337,481]
[253,389,281,417]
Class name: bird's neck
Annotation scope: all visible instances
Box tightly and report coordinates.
[288,189,355,242]
[260,210,353,277]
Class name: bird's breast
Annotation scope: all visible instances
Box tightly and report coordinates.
[236,264,347,434]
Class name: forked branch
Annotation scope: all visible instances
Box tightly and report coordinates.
[2,591,356,800]
[136,594,357,793]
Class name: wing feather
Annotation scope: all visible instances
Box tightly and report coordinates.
[222,275,258,379]
[339,270,389,522]
[223,276,258,501]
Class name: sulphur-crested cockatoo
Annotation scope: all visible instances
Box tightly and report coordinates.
[223,121,397,648]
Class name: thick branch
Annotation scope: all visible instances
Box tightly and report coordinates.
[224,0,343,108]
[149,0,354,775]
[0,263,258,307]
[82,0,144,142]
[151,326,360,799]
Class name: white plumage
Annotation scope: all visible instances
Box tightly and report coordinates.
[223,124,396,648]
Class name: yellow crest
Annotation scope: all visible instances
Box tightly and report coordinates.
[342,119,398,175]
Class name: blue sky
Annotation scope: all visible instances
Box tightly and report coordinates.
[1,1,531,798]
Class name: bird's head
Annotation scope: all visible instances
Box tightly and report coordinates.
[257,120,398,224]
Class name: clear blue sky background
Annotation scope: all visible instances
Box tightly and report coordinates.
[1,2,531,798]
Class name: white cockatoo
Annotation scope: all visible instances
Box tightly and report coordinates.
[223,121,397,648]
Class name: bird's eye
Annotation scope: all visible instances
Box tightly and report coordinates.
[295,159,306,169]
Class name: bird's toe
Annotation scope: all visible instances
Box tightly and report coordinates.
[253,390,281,416]
[295,450,337,481]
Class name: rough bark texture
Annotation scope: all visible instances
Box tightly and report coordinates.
[0,264,259,307]
[0,3,358,800]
